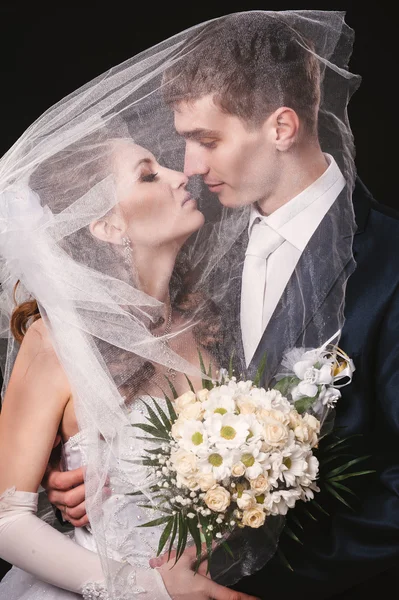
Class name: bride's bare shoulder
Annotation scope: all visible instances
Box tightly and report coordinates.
[22,318,54,352]
[17,318,68,383]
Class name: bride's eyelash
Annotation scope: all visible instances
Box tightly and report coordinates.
[140,172,158,183]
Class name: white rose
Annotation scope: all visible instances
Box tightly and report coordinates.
[256,408,288,425]
[176,474,200,491]
[294,422,318,447]
[197,472,217,491]
[237,396,257,414]
[231,462,246,477]
[268,409,290,425]
[241,507,266,528]
[174,391,197,415]
[170,448,198,477]
[302,413,321,434]
[288,409,302,430]
[204,486,231,512]
[237,492,256,510]
[197,389,209,403]
[263,418,289,448]
[250,474,269,494]
[180,401,205,420]
[171,415,187,439]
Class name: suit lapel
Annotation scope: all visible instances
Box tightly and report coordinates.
[217,228,247,376]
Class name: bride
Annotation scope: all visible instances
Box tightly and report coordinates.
[0,120,256,600]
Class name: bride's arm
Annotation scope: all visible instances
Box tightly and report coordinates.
[0,320,170,599]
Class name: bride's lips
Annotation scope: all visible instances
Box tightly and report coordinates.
[181,192,196,207]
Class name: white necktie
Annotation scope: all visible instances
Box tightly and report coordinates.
[241,220,285,365]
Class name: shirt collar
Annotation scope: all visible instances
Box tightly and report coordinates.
[248,154,345,250]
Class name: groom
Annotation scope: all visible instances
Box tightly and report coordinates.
[44,12,399,599]
[160,11,399,600]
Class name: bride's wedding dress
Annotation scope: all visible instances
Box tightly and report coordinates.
[0,400,171,599]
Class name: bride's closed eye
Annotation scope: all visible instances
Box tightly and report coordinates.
[140,172,158,183]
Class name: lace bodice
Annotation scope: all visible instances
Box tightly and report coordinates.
[61,397,164,565]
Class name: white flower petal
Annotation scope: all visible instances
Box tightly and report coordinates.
[318,364,333,384]
[293,360,314,379]
[298,381,318,398]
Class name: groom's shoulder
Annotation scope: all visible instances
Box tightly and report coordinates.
[353,177,399,238]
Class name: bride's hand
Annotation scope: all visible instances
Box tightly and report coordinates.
[152,545,260,600]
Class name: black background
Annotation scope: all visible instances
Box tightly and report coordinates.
[0,1,397,593]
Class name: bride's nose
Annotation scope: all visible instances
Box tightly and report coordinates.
[167,168,188,189]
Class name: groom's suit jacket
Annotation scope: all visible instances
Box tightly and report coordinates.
[219,178,399,598]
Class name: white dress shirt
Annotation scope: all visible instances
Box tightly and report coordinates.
[241,154,346,366]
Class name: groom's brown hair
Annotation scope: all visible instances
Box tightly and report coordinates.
[163,12,321,134]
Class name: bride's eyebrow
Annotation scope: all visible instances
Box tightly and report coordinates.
[134,157,155,169]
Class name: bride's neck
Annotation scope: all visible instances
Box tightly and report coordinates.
[132,245,178,302]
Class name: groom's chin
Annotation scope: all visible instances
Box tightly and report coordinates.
[218,194,249,209]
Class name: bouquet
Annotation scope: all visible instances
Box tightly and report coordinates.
[132,342,367,571]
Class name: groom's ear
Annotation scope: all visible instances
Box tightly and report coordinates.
[89,211,127,245]
[268,107,299,151]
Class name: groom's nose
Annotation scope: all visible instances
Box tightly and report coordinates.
[184,144,208,177]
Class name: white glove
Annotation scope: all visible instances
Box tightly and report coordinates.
[0,488,170,599]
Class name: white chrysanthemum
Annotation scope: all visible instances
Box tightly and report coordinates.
[211,383,236,400]
[299,481,320,502]
[278,444,308,487]
[252,387,290,412]
[205,413,250,450]
[239,442,268,480]
[266,390,291,413]
[242,413,264,443]
[264,452,284,488]
[248,387,273,410]
[179,420,208,455]
[234,379,253,395]
[298,451,319,487]
[202,392,236,419]
[198,447,234,481]
[263,488,301,516]
[265,435,296,486]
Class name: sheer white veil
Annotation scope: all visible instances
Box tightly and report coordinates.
[0,10,360,594]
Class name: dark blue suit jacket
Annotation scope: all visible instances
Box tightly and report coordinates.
[227,179,399,598]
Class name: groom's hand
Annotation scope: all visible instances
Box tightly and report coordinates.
[42,462,88,527]
[152,545,260,600]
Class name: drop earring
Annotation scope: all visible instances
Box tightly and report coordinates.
[122,236,132,265]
